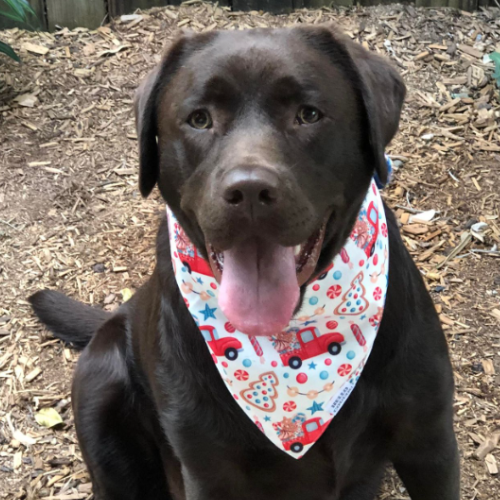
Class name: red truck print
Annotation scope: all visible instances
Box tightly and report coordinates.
[365,201,379,258]
[282,417,331,453]
[274,326,344,369]
[199,325,242,361]
[351,202,379,259]
[173,223,213,276]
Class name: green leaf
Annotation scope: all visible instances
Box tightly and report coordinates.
[0,9,24,22]
[2,0,34,17]
[35,408,64,428]
[18,0,36,16]
[0,40,20,61]
[2,0,24,17]
[0,0,38,26]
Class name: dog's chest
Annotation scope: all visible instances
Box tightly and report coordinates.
[155,358,380,500]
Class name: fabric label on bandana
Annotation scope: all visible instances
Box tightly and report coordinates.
[166,180,389,458]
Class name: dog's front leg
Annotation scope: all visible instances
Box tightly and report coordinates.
[337,462,386,500]
[392,426,460,500]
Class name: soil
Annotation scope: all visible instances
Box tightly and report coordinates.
[1,3,499,499]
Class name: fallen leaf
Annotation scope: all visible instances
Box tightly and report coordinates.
[14,93,38,107]
[121,288,134,302]
[35,408,64,428]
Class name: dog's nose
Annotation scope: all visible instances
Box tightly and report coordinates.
[222,167,279,212]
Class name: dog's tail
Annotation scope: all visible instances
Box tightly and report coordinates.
[29,290,112,350]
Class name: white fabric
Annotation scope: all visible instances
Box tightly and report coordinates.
[166,180,389,458]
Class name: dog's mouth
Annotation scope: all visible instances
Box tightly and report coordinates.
[205,223,326,337]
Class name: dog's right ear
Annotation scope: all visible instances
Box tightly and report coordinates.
[134,33,213,198]
[134,64,162,198]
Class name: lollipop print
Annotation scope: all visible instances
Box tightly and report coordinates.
[327,285,342,299]
[338,364,353,377]
[234,370,249,381]
[326,320,338,330]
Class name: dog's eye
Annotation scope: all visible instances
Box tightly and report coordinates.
[296,106,322,125]
[188,110,212,130]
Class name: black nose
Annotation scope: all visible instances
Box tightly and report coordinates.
[222,167,279,213]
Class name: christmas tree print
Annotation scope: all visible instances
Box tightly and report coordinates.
[240,372,279,412]
[334,272,369,316]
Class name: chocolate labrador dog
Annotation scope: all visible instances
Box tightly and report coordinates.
[30,24,460,500]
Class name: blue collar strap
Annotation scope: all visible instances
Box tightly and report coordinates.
[374,155,393,190]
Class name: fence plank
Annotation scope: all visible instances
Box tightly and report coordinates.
[415,0,478,7]
[0,0,47,31]
[452,0,478,9]
[108,0,167,18]
[232,0,293,13]
[45,0,106,30]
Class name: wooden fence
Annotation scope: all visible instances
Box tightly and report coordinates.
[0,0,492,31]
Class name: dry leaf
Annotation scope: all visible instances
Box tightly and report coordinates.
[35,408,64,428]
[121,288,134,302]
[14,93,38,107]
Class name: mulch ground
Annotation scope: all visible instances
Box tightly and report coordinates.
[1,2,500,499]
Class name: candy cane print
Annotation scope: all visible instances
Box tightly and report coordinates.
[341,248,354,270]
[350,323,368,352]
[249,336,266,363]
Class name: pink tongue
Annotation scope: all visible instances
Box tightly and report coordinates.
[219,239,299,337]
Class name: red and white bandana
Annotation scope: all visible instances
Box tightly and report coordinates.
[167,180,389,458]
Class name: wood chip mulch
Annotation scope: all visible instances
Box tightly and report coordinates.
[1,3,499,499]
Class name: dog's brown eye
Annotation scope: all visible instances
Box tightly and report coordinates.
[296,106,322,125]
[188,110,212,130]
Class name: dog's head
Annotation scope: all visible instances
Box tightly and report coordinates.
[135,25,405,336]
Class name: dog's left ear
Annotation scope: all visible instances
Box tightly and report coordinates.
[300,25,406,184]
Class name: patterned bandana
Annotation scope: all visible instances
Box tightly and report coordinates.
[166,180,389,458]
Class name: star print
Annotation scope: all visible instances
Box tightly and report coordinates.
[304,320,317,326]
[199,303,217,320]
[308,362,317,370]
[196,277,204,284]
[264,416,271,422]
[307,401,324,415]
